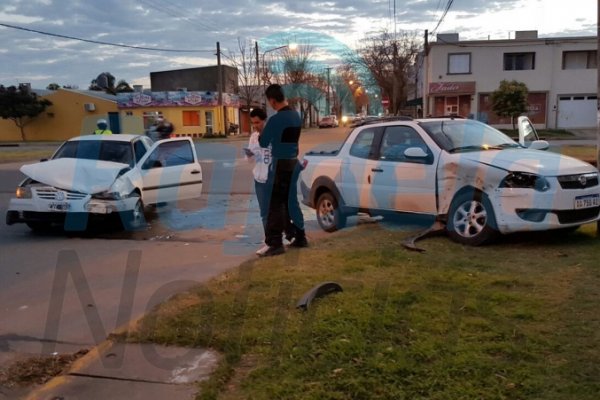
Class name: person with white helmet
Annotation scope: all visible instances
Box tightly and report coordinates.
[94,119,113,135]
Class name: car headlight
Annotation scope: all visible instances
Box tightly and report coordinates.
[500,172,550,192]
[16,186,32,199]
[92,191,122,200]
[342,116,348,123]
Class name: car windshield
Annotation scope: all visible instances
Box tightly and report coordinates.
[419,119,521,153]
[53,140,134,166]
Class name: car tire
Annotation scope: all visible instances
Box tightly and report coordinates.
[26,221,52,232]
[121,196,146,231]
[316,191,346,232]
[447,190,498,246]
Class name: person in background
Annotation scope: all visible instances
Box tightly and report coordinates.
[94,119,112,135]
[258,84,307,257]
[155,117,174,139]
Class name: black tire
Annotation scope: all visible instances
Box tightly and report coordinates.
[26,221,52,232]
[447,191,498,246]
[315,191,346,232]
[121,196,146,231]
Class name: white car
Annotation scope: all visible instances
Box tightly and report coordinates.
[6,134,203,231]
[301,116,600,245]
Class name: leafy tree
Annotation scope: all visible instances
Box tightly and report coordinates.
[115,79,134,93]
[491,80,529,131]
[89,72,116,94]
[46,83,60,90]
[0,84,52,141]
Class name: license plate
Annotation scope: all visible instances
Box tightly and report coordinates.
[574,194,600,209]
[48,202,70,212]
[87,203,109,214]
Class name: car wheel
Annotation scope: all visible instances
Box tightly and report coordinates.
[316,191,346,232]
[447,191,498,246]
[121,196,146,231]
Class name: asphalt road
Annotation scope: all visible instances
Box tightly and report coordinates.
[0,128,347,376]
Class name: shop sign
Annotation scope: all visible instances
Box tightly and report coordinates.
[429,81,475,95]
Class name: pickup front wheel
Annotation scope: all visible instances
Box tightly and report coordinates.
[316,192,346,232]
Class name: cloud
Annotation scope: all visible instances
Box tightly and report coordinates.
[0,0,595,89]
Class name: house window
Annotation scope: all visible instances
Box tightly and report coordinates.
[504,52,535,70]
[448,53,471,74]
[182,110,200,126]
[562,50,597,69]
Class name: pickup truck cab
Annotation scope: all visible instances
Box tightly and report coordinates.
[300,117,600,245]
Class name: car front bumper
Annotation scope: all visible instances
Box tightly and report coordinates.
[6,195,138,226]
[491,185,600,233]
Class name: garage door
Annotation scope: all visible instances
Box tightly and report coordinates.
[557,95,597,129]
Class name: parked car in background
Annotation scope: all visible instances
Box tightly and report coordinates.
[6,134,203,232]
[318,115,339,128]
[301,116,600,245]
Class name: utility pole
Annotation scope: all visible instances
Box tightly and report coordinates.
[255,41,260,85]
[325,67,332,115]
[596,0,599,234]
[423,29,429,117]
[216,41,224,135]
[392,41,398,116]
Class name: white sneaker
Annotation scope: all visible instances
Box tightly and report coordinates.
[283,237,292,246]
[256,244,270,255]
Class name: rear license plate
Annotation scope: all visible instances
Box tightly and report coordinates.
[48,202,70,212]
[574,194,600,209]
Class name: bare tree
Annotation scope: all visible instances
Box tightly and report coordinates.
[227,38,262,131]
[347,30,420,115]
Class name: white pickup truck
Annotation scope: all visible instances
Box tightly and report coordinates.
[300,116,600,245]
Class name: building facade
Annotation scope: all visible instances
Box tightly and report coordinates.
[423,31,597,129]
[0,88,120,142]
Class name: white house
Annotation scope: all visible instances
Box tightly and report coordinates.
[423,31,597,129]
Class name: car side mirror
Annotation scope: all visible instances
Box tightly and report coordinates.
[404,147,429,158]
[529,140,549,151]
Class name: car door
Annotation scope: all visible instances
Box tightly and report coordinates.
[370,125,438,214]
[339,126,382,209]
[137,138,203,204]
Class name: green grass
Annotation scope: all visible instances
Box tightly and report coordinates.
[550,145,597,165]
[122,223,600,400]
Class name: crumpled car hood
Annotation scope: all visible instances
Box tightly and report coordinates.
[21,158,130,194]
[459,149,596,175]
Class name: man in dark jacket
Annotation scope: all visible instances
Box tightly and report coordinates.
[258,84,307,256]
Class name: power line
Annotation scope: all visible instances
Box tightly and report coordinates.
[430,0,454,36]
[0,22,215,53]
[137,0,222,33]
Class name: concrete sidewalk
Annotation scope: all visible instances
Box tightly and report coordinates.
[23,341,220,400]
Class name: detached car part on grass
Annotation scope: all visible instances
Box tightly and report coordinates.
[6,134,203,232]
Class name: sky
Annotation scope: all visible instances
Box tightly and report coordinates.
[0,0,596,90]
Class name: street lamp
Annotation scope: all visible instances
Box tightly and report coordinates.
[254,42,297,107]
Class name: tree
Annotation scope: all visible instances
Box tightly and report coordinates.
[89,72,116,94]
[115,79,134,93]
[46,83,60,90]
[0,84,52,141]
[491,80,528,131]
[227,38,261,132]
[346,29,420,115]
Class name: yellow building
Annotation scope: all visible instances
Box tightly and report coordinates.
[0,88,120,142]
[0,88,240,142]
[117,91,239,137]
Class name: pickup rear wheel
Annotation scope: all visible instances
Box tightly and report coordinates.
[316,192,346,232]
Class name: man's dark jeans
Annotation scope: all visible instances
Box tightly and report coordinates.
[265,159,300,247]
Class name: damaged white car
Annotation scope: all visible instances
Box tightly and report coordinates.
[6,134,203,231]
[301,116,600,245]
